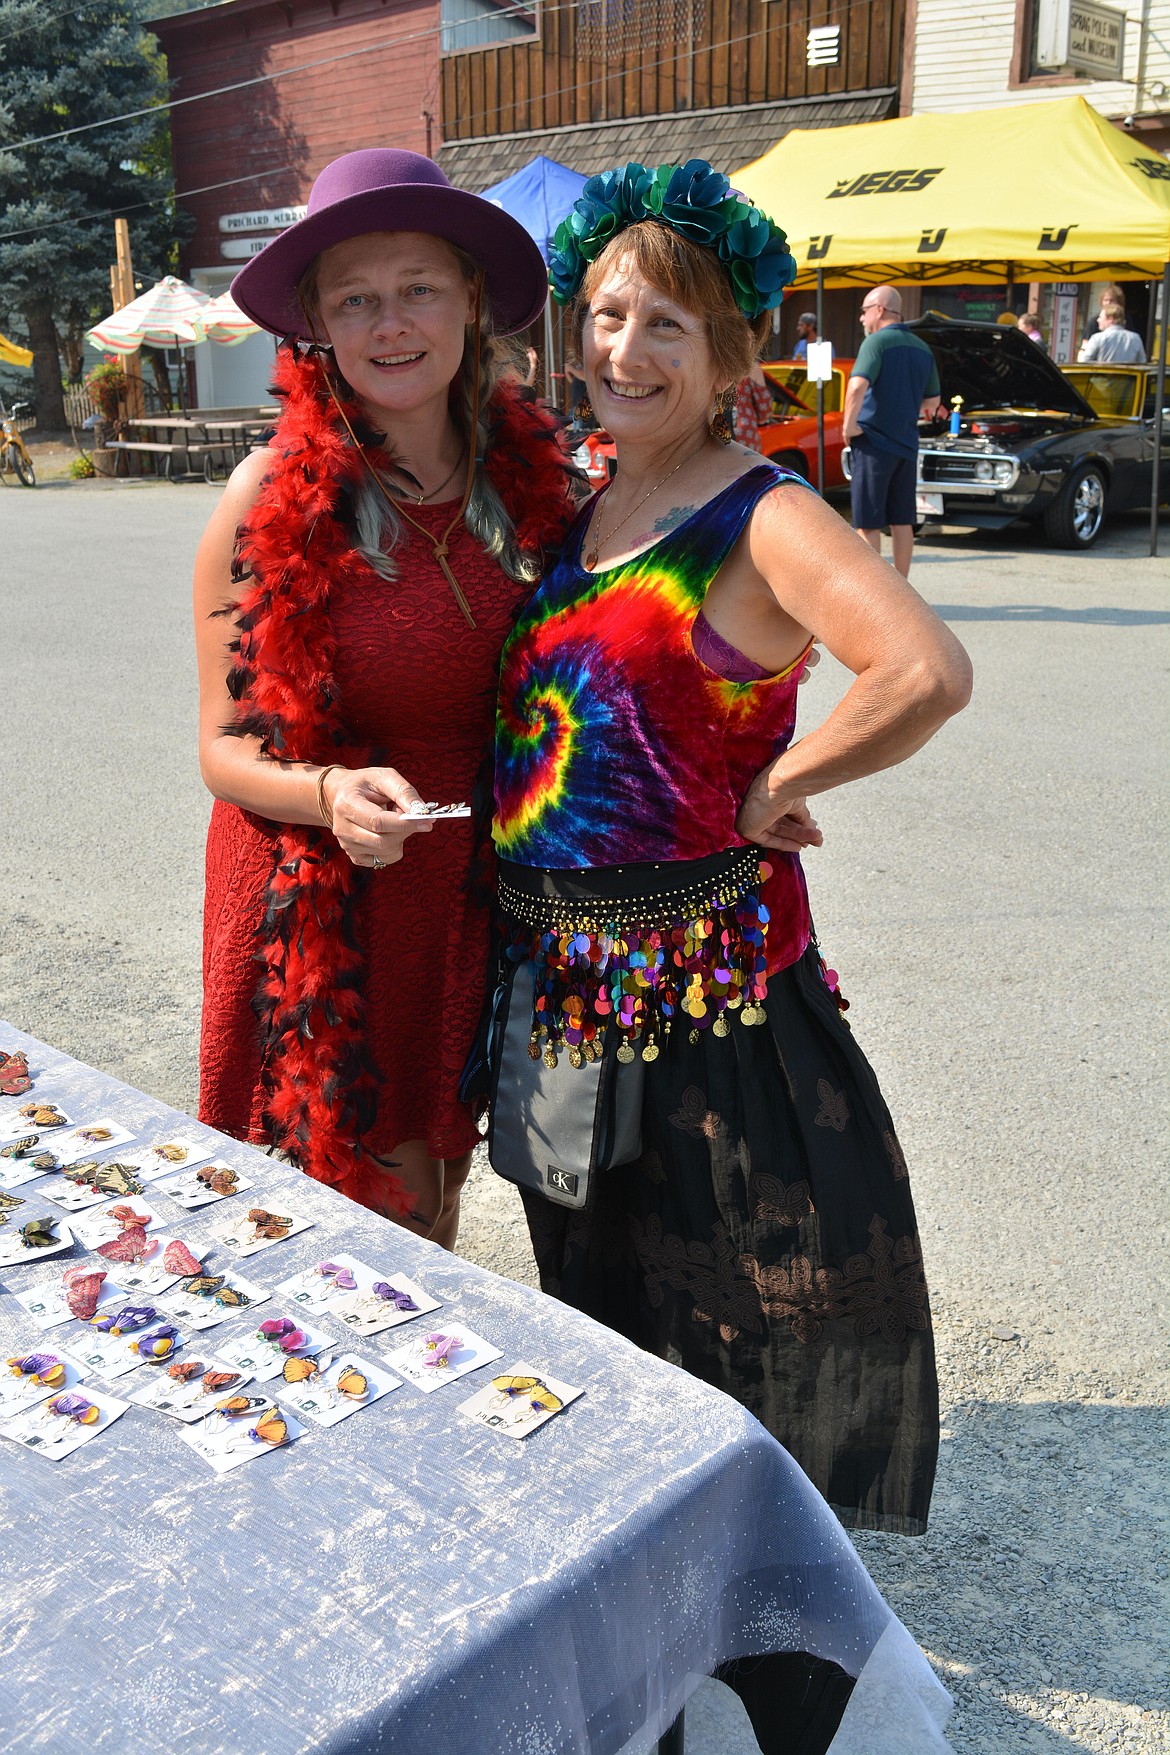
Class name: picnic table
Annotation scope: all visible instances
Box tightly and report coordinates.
[108,411,276,480]
[0,1024,951,1754]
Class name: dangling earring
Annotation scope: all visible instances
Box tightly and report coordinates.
[574,397,594,423]
[710,389,733,445]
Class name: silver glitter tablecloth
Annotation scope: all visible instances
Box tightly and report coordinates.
[0,1023,951,1754]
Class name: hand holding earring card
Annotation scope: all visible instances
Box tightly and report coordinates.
[158,1161,254,1209]
[0,1385,129,1460]
[382,1327,502,1393]
[458,1363,584,1440]
[277,1351,399,1427]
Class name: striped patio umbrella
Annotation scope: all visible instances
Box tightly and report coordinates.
[86,275,210,353]
[202,290,261,346]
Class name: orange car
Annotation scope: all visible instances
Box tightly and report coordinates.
[758,359,854,489]
[567,357,856,491]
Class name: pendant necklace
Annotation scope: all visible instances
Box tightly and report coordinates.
[392,451,466,505]
[584,449,696,571]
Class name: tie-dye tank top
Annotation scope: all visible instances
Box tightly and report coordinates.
[493,463,814,975]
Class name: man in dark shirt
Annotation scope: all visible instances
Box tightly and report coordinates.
[842,287,940,577]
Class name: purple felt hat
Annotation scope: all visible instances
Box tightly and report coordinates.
[231,149,548,339]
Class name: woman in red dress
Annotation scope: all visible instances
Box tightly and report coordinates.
[194,150,576,1239]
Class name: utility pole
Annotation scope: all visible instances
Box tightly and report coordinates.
[112,217,145,419]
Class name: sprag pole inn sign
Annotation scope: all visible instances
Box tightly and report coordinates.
[1034,0,1125,77]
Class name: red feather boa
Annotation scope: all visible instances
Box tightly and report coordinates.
[227,346,577,1212]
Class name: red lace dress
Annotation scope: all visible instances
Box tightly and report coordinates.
[199,502,526,1161]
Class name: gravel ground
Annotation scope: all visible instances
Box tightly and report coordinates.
[1,477,1167,1753]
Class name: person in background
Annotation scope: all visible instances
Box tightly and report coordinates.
[791,311,818,360]
[731,359,774,450]
[1018,312,1047,351]
[841,286,940,578]
[1081,282,1127,347]
[1078,300,1147,364]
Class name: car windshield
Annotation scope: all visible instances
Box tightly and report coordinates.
[764,364,846,414]
[1061,370,1139,419]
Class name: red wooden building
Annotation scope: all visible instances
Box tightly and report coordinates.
[151,0,443,401]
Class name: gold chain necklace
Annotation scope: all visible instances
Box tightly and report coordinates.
[584,449,697,570]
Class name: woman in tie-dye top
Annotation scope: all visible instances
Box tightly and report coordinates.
[490,165,972,1556]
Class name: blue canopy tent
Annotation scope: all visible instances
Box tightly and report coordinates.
[480,155,587,400]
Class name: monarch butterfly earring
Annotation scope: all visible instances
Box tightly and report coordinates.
[709,389,733,445]
[574,396,593,424]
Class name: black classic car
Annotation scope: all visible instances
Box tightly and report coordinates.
[905,313,1169,548]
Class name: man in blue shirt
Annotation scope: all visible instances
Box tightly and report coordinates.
[791,312,818,360]
[842,287,940,577]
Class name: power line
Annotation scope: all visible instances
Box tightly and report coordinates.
[0,1,103,48]
[0,163,296,244]
[1,0,880,153]
[1,2,534,150]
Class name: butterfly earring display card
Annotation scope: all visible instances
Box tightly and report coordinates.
[0,1385,130,1461]
[458,1363,584,1440]
[382,1328,502,1393]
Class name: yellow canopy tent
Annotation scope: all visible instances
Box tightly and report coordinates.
[733,95,1170,288]
[734,95,1170,553]
[0,332,33,368]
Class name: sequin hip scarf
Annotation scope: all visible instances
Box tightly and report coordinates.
[497,846,774,1067]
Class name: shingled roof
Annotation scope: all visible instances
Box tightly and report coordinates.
[439,88,899,192]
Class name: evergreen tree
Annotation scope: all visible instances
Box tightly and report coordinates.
[0,0,179,429]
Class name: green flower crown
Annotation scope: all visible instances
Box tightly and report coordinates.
[548,158,797,321]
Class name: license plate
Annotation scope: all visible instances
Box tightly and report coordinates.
[916,492,944,519]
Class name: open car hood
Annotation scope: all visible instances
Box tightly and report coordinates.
[906,312,1095,418]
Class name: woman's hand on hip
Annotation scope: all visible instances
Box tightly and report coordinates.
[736,773,823,855]
[325,766,434,867]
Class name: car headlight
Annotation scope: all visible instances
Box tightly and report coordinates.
[994,459,1014,483]
[573,445,592,469]
[974,459,994,481]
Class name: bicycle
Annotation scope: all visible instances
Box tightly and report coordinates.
[0,400,36,487]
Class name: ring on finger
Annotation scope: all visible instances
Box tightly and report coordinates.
[371,857,386,869]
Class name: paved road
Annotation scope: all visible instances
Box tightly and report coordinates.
[1,477,1167,1753]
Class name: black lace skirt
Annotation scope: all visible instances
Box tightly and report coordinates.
[520,943,939,1535]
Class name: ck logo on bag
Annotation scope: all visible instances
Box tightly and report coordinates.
[546,1166,580,1199]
